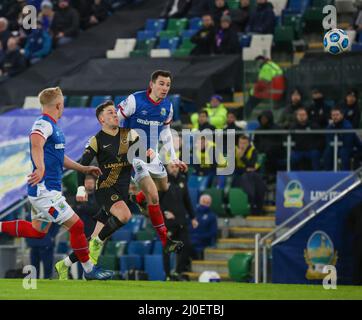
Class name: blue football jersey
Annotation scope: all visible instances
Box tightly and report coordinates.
[117,90,173,151]
[28,114,65,197]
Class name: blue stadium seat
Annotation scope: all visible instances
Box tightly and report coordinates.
[246,120,259,131]
[188,187,199,210]
[144,255,166,281]
[127,240,153,256]
[239,34,251,48]
[90,95,113,108]
[352,43,362,52]
[56,241,69,254]
[122,215,144,234]
[358,32,362,44]
[114,95,127,106]
[137,30,157,41]
[152,241,163,254]
[111,229,133,241]
[213,175,227,189]
[145,19,166,32]
[168,94,181,121]
[181,29,198,39]
[187,174,212,192]
[158,37,180,51]
[283,0,310,14]
[189,17,202,30]
[120,254,143,273]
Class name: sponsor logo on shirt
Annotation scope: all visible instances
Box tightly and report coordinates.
[55,144,65,149]
[136,118,163,126]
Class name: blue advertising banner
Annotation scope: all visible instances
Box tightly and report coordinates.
[276,172,355,226]
[0,108,100,213]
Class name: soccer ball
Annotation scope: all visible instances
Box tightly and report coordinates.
[323,28,349,55]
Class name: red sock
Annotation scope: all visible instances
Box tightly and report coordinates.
[148,204,168,247]
[69,219,89,263]
[1,220,46,239]
[136,191,146,204]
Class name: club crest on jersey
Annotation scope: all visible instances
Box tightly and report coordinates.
[161,108,166,116]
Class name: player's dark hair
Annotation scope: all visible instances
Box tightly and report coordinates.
[151,70,172,82]
[239,134,249,142]
[296,106,307,114]
[95,100,114,119]
[331,105,343,114]
[199,110,208,116]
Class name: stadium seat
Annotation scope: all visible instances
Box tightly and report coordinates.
[228,252,253,282]
[167,18,188,33]
[181,29,198,39]
[284,0,310,14]
[135,38,157,52]
[274,26,294,51]
[158,37,180,52]
[202,188,226,216]
[303,7,325,32]
[168,94,181,121]
[189,17,202,30]
[312,0,334,7]
[152,241,163,254]
[66,96,89,108]
[23,96,40,109]
[62,171,78,195]
[269,0,288,16]
[98,254,119,271]
[90,95,113,108]
[283,14,303,39]
[120,254,143,273]
[144,255,166,281]
[158,30,179,39]
[179,38,195,50]
[114,95,127,106]
[127,240,153,256]
[239,34,252,48]
[135,229,156,241]
[227,0,240,9]
[150,49,172,58]
[137,30,157,41]
[111,229,133,241]
[145,18,166,32]
[114,38,137,52]
[172,48,192,57]
[188,187,199,210]
[56,241,69,254]
[228,188,250,217]
[212,175,227,189]
[122,215,144,234]
[103,240,127,257]
[246,120,259,131]
[187,174,212,192]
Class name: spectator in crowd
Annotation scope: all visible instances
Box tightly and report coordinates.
[0,37,26,82]
[0,1,13,16]
[191,95,227,130]
[244,55,285,119]
[4,0,26,30]
[187,0,212,18]
[246,0,275,34]
[160,0,192,19]
[0,17,10,51]
[279,88,304,129]
[50,0,80,47]
[215,14,241,55]
[232,135,267,215]
[223,110,244,150]
[191,13,216,55]
[212,0,230,27]
[254,110,284,176]
[341,89,360,129]
[230,0,250,33]
[323,106,362,171]
[290,107,322,170]
[0,41,5,68]
[190,194,218,259]
[24,20,52,64]
[192,110,216,131]
[26,218,60,279]
[74,0,109,30]
[38,0,55,32]
[73,175,100,237]
[161,163,198,280]
[307,88,331,128]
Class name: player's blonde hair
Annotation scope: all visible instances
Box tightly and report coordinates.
[38,87,63,107]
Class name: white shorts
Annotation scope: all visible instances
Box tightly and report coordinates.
[132,156,167,184]
[28,186,75,225]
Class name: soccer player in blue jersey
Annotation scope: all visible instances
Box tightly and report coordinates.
[0,87,112,280]
[117,70,187,253]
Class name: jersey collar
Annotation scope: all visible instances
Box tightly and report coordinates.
[146,88,163,106]
[42,113,57,123]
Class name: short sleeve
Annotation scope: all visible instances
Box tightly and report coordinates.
[30,119,53,140]
[164,104,173,125]
[117,94,136,120]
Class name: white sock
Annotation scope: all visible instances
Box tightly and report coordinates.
[81,260,93,273]
[63,256,73,267]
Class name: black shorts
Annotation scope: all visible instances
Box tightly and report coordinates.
[95,185,129,216]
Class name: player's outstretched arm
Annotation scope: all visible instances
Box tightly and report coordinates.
[64,155,102,177]
[28,134,46,186]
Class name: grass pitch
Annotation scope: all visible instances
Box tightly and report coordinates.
[0,279,361,300]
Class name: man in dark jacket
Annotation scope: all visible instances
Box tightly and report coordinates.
[0,37,26,81]
[290,107,322,170]
[215,14,241,55]
[191,13,216,55]
[0,17,10,51]
[24,21,52,64]
[212,0,230,27]
[278,88,304,129]
[246,0,275,34]
[187,0,211,18]
[323,106,362,171]
[161,163,198,279]
[160,0,192,18]
[230,0,250,32]
[254,110,284,175]
[307,88,331,128]
[50,0,80,46]
[341,89,360,129]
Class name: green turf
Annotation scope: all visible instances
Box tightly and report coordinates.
[0,280,361,300]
